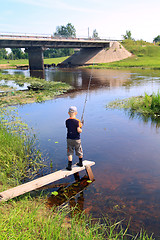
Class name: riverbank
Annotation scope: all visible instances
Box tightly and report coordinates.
[0,194,155,240]
[0,73,72,107]
[0,56,69,69]
[89,55,160,70]
[0,196,107,240]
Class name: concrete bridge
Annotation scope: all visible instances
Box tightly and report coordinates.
[0,34,111,70]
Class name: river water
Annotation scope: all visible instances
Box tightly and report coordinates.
[2,68,160,237]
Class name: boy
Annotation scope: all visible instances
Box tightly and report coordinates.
[65,106,83,171]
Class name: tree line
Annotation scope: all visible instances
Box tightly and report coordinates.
[123,30,160,45]
[0,48,28,60]
[0,23,99,60]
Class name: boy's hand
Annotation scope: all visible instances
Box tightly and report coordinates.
[81,120,84,126]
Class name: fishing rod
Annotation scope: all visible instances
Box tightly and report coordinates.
[81,61,95,125]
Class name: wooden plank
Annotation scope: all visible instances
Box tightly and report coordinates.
[0,160,95,201]
[85,165,95,181]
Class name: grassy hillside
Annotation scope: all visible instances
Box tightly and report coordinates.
[122,39,156,57]
[91,40,160,69]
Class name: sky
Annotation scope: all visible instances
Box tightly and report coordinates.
[1,0,160,42]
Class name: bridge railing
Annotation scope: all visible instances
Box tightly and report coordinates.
[0,32,121,42]
[0,33,52,39]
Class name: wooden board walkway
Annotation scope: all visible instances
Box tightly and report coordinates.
[0,160,95,202]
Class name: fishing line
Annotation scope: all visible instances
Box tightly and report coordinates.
[81,61,95,124]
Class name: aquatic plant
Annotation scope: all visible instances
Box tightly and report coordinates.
[0,73,72,106]
[0,107,43,189]
[106,91,160,128]
[107,92,160,117]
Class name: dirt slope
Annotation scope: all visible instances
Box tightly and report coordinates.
[60,41,132,66]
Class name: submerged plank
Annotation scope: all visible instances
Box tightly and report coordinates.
[85,165,95,181]
[0,160,95,201]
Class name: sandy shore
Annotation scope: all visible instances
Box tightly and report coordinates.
[0,64,16,69]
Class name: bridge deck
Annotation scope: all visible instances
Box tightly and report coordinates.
[0,36,110,48]
[0,160,95,201]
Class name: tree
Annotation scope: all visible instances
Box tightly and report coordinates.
[0,48,8,59]
[45,23,76,58]
[153,35,160,43]
[10,48,28,59]
[92,29,99,39]
[11,48,23,59]
[122,30,134,40]
[54,23,76,38]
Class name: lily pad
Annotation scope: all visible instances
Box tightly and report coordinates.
[51,191,59,196]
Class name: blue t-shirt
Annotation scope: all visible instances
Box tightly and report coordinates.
[66,118,82,140]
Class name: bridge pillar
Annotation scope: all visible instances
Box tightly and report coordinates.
[26,47,44,71]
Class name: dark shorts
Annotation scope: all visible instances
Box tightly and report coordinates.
[67,139,83,157]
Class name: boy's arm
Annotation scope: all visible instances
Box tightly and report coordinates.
[77,121,83,133]
[77,127,82,133]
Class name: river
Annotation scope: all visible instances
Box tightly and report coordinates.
[2,68,160,238]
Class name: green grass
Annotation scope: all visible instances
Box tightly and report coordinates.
[0,58,28,66]
[0,196,155,240]
[44,56,69,65]
[92,56,160,69]
[0,57,69,66]
[0,197,105,240]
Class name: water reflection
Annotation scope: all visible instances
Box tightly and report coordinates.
[30,70,45,79]
[1,69,45,79]
[46,68,132,89]
[126,109,160,128]
[1,68,132,90]
[47,175,92,215]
